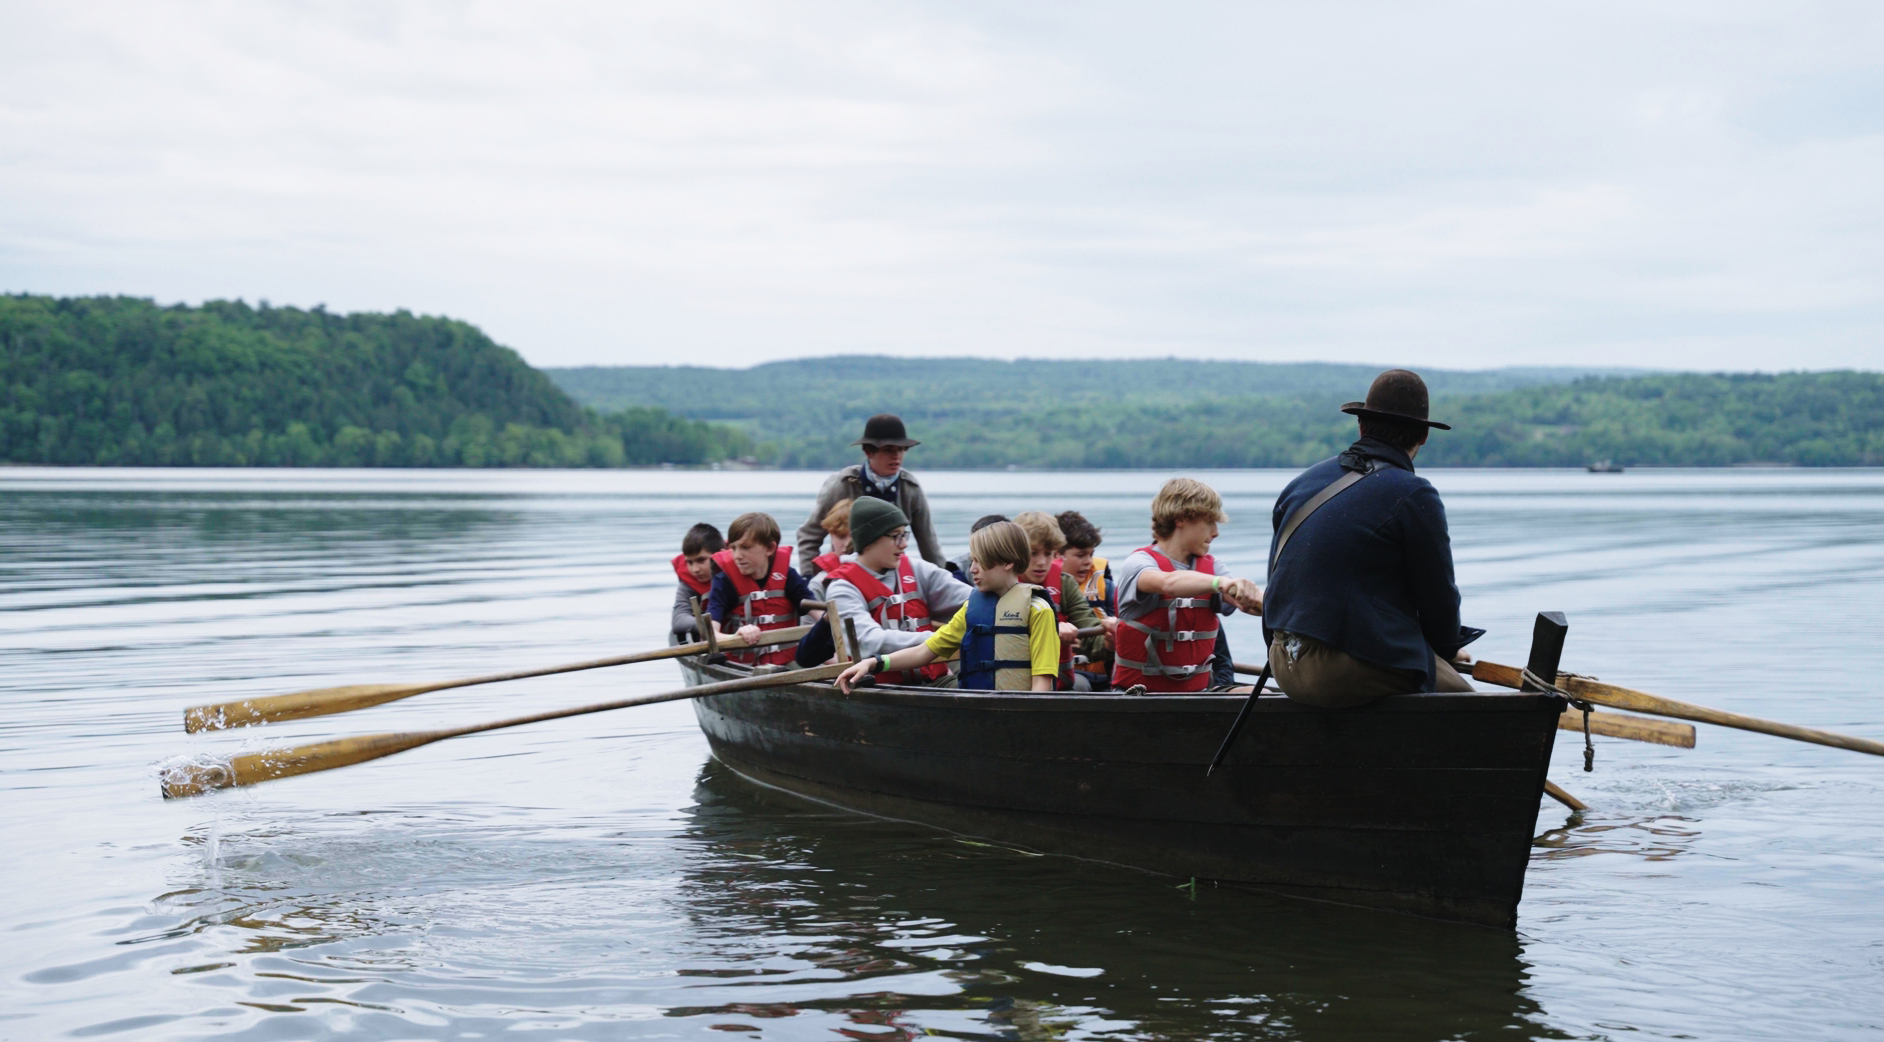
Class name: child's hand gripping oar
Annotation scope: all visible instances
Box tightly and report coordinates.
[182,624,813,733]
[161,662,847,799]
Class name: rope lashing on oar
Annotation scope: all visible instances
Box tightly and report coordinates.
[1523,667,1597,771]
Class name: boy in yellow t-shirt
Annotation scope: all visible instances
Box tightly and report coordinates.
[835,521,1058,692]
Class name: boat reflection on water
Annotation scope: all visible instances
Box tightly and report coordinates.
[674,760,1568,1041]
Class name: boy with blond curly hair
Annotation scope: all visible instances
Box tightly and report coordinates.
[1112,478,1262,693]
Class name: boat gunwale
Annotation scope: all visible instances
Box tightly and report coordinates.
[679,655,1565,715]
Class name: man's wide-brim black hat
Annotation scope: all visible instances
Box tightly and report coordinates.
[1340,369,1451,431]
[853,413,920,448]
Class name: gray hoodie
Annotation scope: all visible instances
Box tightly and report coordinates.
[795,463,945,575]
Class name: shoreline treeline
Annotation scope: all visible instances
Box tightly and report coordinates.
[0,296,750,467]
[548,360,1884,469]
[6,295,1878,468]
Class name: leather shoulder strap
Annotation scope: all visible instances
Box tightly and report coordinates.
[1270,465,1374,572]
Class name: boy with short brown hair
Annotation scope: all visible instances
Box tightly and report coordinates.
[1012,511,1109,690]
[1055,510,1113,615]
[707,512,813,666]
[671,522,723,640]
[1055,510,1116,685]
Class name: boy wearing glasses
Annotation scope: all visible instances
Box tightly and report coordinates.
[820,497,971,686]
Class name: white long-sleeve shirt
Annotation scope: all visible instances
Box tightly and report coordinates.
[822,553,972,660]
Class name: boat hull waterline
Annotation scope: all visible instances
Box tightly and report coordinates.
[681,657,1565,928]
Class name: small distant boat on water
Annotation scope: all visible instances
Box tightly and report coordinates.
[1586,460,1625,473]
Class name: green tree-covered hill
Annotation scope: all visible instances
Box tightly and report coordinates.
[0,295,749,466]
[545,357,1643,468]
[8,296,1874,469]
[547,360,1884,468]
[1428,371,1884,467]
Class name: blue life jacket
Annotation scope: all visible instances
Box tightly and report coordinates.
[958,585,1046,690]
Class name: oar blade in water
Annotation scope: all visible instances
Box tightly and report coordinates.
[184,683,431,733]
[160,730,449,798]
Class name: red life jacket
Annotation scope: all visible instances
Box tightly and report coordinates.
[824,555,950,685]
[672,553,711,597]
[1038,558,1075,689]
[811,551,842,577]
[1112,547,1218,692]
[710,546,799,666]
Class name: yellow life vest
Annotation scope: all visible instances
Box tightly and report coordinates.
[991,583,1039,691]
[1075,556,1110,615]
[958,583,1044,691]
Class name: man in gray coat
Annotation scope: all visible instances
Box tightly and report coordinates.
[795,413,946,574]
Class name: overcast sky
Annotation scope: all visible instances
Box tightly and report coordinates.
[3,2,1881,371]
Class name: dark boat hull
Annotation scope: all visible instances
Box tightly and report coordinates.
[682,657,1564,928]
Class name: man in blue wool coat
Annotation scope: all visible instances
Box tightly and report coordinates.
[1262,370,1485,707]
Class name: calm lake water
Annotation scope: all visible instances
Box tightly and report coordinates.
[2,466,1881,1041]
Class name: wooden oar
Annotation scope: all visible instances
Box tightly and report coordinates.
[162,662,848,799]
[1542,781,1588,812]
[1552,708,1694,748]
[1239,660,1696,748]
[1472,660,1884,758]
[182,624,813,733]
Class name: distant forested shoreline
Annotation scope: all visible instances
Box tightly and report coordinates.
[5,295,1879,469]
[548,360,1884,468]
[0,295,749,467]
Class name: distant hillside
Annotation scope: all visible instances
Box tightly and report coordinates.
[0,295,748,466]
[1427,371,1884,467]
[546,357,1646,468]
[12,302,1873,469]
[546,359,1883,468]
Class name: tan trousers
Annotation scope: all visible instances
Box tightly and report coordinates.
[1268,631,1473,709]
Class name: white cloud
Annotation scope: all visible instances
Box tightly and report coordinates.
[2,0,1881,371]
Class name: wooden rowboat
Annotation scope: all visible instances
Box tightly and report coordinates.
[678,624,1571,929]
